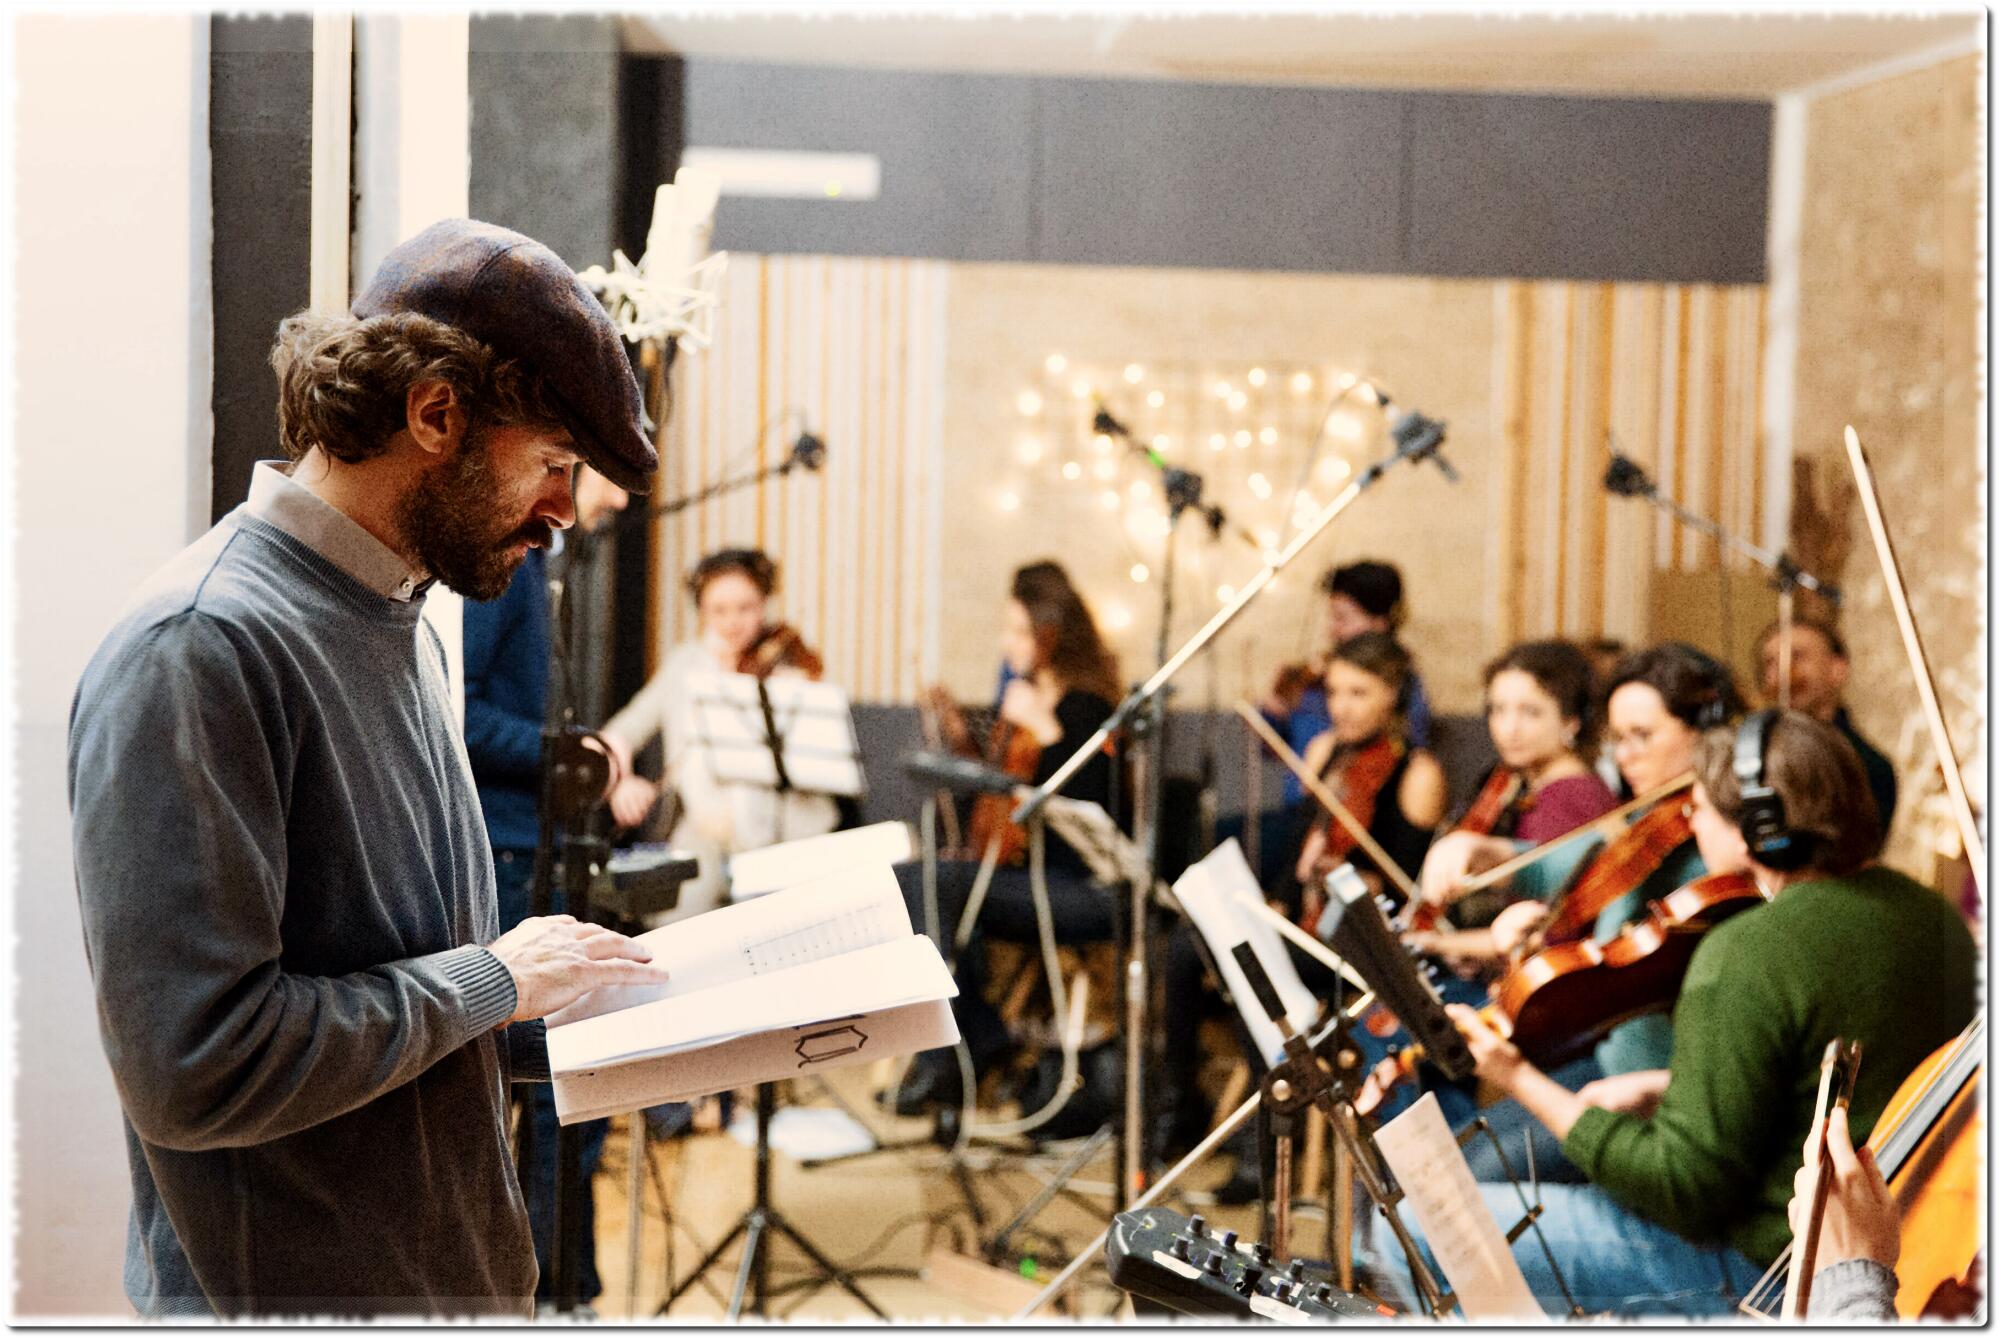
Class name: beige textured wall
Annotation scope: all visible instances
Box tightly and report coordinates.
[1791,52,1985,876]
[939,262,1499,715]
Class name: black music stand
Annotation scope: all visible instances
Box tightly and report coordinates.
[656,680,883,1320]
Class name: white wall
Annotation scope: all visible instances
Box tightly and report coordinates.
[9,14,212,1318]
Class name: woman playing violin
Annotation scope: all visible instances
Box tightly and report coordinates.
[600,547,837,920]
[1414,639,1618,925]
[891,561,1122,1115]
[1453,643,1743,1181]
[1289,632,1447,921]
[1357,712,1976,1318]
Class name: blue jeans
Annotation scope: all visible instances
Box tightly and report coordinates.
[1458,1054,1601,1185]
[1355,1180,1763,1319]
[494,849,610,1302]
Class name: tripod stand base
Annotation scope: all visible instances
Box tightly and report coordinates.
[661,1205,889,1320]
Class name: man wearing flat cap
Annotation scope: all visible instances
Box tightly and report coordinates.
[68,220,668,1318]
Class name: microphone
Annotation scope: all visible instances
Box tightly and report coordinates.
[1389,409,1457,483]
[1092,402,1132,440]
[790,431,828,472]
[1604,452,1656,499]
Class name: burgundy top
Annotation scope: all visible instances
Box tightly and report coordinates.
[1513,772,1620,845]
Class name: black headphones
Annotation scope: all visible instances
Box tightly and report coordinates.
[1731,709,1815,871]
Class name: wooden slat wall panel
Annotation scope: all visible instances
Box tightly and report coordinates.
[652,254,947,703]
[1493,279,1767,644]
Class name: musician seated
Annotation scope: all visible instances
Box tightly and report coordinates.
[892,561,1121,1116]
[1358,641,1616,1129]
[1413,639,1618,935]
[600,548,838,922]
[1789,1105,1902,1321]
[1155,633,1442,1176]
[1233,560,1433,886]
[1355,711,1976,1318]
[1449,644,1743,1182]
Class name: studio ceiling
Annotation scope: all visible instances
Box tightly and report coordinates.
[625,9,1983,100]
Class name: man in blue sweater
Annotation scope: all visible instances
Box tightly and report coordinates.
[68,220,670,1317]
[462,463,631,1309]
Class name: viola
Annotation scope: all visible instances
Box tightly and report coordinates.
[1379,870,1766,1086]
[738,622,824,680]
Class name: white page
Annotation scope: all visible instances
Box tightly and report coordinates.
[545,861,911,1029]
[547,932,954,1074]
[551,997,959,1123]
[1373,1092,1546,1321]
[687,671,864,795]
[728,821,914,899]
[1170,839,1319,1066]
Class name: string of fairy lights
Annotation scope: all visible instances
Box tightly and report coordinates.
[996,354,1387,637]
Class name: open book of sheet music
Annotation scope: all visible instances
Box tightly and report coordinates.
[1170,839,1322,1069]
[545,862,959,1123]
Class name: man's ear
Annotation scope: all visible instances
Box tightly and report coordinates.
[405,379,464,459]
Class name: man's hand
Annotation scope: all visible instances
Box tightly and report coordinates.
[489,914,670,1024]
[1576,1068,1671,1117]
[1790,1105,1900,1270]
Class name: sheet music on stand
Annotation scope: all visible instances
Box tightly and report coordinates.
[1169,839,1321,1069]
[1372,1093,1546,1321]
[686,670,865,797]
[1039,796,1161,898]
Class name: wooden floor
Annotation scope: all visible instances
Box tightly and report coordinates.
[574,1062,1282,1323]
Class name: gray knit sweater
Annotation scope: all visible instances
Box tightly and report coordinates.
[69,473,545,1318]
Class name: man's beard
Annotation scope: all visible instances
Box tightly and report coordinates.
[397,429,552,602]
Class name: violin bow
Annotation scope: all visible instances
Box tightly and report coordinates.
[1844,426,1986,877]
[1454,773,1695,897]
[1235,702,1423,903]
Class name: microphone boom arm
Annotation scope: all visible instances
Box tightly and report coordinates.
[1010,424,1456,825]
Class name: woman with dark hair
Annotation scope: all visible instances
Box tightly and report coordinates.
[1443,643,1746,1181]
[1155,633,1444,1178]
[1415,640,1619,917]
[892,561,1121,1115]
[601,548,838,921]
[1359,711,1976,1317]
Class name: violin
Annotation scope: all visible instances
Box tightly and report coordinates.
[965,715,1043,866]
[1535,786,1696,947]
[1405,767,1524,934]
[1378,870,1766,1087]
[737,622,824,680]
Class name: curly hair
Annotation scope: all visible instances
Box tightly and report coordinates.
[1483,639,1601,754]
[1012,561,1122,704]
[686,548,779,603]
[268,310,567,464]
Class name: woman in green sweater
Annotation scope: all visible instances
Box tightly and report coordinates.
[1358,710,1977,1318]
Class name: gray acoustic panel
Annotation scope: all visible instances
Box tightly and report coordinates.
[682,59,1037,262]
[209,15,313,522]
[1035,78,1407,273]
[469,16,620,273]
[1406,92,1771,284]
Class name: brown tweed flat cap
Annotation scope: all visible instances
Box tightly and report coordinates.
[352,218,656,494]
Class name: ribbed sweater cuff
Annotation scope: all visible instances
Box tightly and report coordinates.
[437,944,518,1034]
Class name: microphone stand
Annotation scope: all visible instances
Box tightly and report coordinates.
[1604,452,1841,710]
[1018,411,1459,1210]
[622,436,825,526]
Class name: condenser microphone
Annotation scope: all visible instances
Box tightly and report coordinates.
[790,432,828,472]
[1092,402,1133,440]
[1604,452,1656,499]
